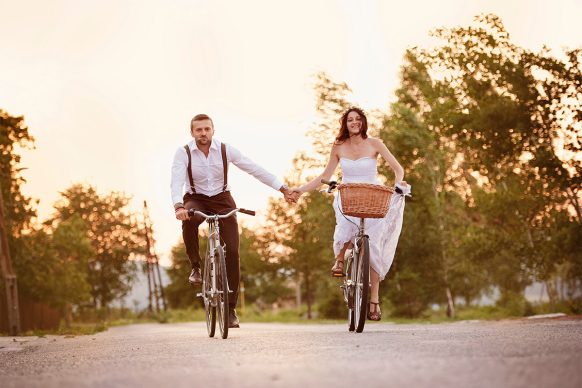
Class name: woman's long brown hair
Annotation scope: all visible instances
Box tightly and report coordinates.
[335,107,368,144]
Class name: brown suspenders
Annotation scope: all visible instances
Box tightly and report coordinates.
[184,145,195,193]
[184,142,229,194]
[220,142,228,191]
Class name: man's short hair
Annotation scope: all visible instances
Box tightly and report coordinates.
[191,114,213,129]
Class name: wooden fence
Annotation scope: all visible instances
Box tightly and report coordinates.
[1,291,61,333]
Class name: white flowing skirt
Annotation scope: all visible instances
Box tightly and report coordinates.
[332,191,406,280]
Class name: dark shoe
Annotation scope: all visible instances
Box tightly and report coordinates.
[367,302,381,321]
[331,258,345,277]
[188,268,202,285]
[228,308,240,328]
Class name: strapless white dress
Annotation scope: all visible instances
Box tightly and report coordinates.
[332,157,406,280]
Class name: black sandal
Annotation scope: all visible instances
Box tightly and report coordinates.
[331,258,345,277]
[368,302,381,321]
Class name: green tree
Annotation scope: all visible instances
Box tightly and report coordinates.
[375,14,582,317]
[0,109,36,237]
[50,215,94,324]
[1,110,96,325]
[240,226,292,307]
[13,215,93,325]
[47,184,143,310]
[419,14,582,310]
[258,74,355,318]
[380,50,487,317]
[164,242,198,309]
[0,110,37,310]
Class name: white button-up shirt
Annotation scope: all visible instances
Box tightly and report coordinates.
[171,138,283,207]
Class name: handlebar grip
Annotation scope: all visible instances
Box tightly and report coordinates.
[321,179,333,185]
[239,208,256,216]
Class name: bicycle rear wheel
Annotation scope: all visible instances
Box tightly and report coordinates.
[215,245,230,339]
[354,237,370,333]
[203,252,216,337]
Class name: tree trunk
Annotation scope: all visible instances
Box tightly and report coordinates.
[64,303,73,329]
[445,286,455,318]
[295,275,302,309]
[566,188,582,224]
[305,273,312,319]
[545,280,558,305]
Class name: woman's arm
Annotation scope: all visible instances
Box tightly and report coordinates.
[296,144,340,193]
[374,138,405,183]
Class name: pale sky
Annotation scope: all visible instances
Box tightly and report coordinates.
[1,0,580,265]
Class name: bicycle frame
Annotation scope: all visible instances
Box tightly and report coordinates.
[205,217,224,306]
[191,208,241,305]
[344,218,366,302]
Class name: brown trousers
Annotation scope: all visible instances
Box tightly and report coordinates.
[182,191,239,308]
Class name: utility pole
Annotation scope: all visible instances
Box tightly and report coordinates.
[143,201,167,312]
[0,180,20,335]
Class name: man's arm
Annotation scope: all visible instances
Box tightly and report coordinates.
[227,144,285,192]
[170,147,188,210]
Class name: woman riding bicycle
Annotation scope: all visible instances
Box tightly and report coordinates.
[291,107,410,321]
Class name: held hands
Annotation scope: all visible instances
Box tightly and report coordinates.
[280,185,303,204]
[288,188,302,202]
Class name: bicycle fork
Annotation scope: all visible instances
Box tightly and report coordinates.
[340,218,367,309]
[196,219,234,302]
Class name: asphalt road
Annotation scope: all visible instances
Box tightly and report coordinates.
[1,317,581,388]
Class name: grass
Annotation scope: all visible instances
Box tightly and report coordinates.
[7,301,577,337]
[20,322,108,337]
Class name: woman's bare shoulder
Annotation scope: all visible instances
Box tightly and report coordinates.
[366,136,385,147]
[331,141,345,152]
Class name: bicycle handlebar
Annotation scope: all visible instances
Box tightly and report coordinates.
[238,208,256,216]
[320,179,412,198]
[187,208,256,219]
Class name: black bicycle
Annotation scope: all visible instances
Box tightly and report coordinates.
[188,207,255,339]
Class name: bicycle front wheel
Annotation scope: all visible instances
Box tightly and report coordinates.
[345,253,356,332]
[203,253,216,337]
[215,245,230,339]
[354,237,370,333]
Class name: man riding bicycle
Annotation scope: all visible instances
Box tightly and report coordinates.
[171,114,295,328]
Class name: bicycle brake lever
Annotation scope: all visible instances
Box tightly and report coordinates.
[327,182,338,193]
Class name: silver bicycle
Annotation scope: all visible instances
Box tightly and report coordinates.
[321,179,410,333]
[188,207,255,339]
[321,179,371,332]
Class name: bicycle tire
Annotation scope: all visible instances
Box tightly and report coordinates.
[203,252,216,337]
[354,237,370,333]
[348,309,355,332]
[215,245,229,339]
[345,252,356,332]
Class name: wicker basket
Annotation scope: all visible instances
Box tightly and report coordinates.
[338,183,394,218]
